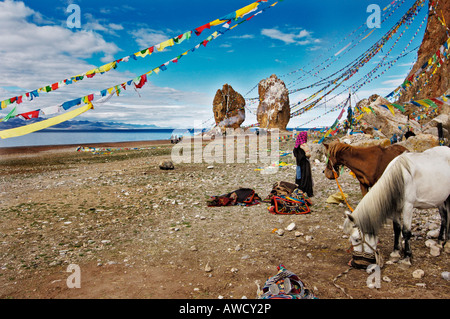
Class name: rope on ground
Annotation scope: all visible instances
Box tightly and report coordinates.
[332,266,354,299]
[332,168,354,212]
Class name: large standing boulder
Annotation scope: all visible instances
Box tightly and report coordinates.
[213,84,245,131]
[399,133,439,152]
[356,94,421,138]
[257,74,290,130]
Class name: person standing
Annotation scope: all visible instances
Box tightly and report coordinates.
[293,132,314,197]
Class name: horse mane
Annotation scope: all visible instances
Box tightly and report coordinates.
[328,141,352,159]
[349,154,412,236]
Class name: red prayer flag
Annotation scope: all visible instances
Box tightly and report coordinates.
[19,110,41,120]
[135,74,147,89]
[195,23,211,36]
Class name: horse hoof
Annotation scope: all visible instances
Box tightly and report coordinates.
[389,251,401,262]
[398,258,411,266]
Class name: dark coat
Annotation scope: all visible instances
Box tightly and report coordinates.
[293,146,314,197]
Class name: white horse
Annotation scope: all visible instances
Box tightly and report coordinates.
[343,146,450,266]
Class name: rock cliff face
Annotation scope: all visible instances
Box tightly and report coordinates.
[353,94,448,151]
[257,74,290,130]
[212,84,245,131]
[357,94,420,138]
[398,1,450,102]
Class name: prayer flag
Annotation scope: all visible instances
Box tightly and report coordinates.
[0,103,93,139]
[18,110,41,120]
[0,106,18,122]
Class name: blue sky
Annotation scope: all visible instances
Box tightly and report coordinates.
[0,0,427,129]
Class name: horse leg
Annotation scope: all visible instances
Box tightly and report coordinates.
[399,203,414,266]
[437,195,450,247]
[390,217,402,262]
[359,183,369,197]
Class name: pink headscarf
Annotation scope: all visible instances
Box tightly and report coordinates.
[295,131,308,148]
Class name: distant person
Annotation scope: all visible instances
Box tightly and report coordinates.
[437,122,444,146]
[293,132,314,198]
[404,129,415,140]
[390,133,398,144]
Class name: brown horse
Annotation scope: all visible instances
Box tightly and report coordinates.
[323,140,408,196]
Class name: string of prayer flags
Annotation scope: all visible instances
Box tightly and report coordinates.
[0,1,280,138]
[0,0,272,111]
[386,35,450,101]
[289,0,425,119]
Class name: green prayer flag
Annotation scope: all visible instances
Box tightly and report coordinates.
[423,99,438,108]
[1,106,18,122]
[392,103,405,112]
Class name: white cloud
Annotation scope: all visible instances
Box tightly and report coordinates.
[381,78,404,86]
[229,34,255,39]
[261,27,320,47]
[261,28,297,44]
[0,0,121,90]
[298,30,311,38]
[0,1,219,128]
[130,28,170,48]
[82,13,124,36]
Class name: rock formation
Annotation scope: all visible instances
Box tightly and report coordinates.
[398,1,450,102]
[257,74,290,130]
[212,84,245,131]
[356,94,421,138]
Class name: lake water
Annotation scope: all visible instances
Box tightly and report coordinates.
[0,127,310,149]
[0,129,178,148]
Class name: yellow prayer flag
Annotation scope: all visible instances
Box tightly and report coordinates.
[210,19,227,26]
[0,103,93,139]
[416,100,430,108]
[85,69,96,76]
[98,61,116,73]
[135,49,150,58]
[236,3,259,18]
[157,39,175,52]
[362,29,375,40]
[387,104,395,116]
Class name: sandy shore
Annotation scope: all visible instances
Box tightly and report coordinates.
[0,139,172,157]
[0,138,448,299]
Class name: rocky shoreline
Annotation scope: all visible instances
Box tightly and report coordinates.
[0,136,448,299]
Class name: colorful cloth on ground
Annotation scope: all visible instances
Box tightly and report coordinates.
[207,188,261,207]
[258,265,317,299]
[268,188,312,215]
[265,181,298,201]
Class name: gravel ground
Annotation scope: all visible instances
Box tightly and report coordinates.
[0,139,449,299]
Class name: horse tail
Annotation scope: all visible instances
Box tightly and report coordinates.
[353,155,411,236]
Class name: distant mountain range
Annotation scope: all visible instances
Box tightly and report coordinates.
[0,118,171,131]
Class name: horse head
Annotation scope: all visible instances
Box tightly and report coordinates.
[343,211,380,268]
[323,142,341,180]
